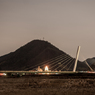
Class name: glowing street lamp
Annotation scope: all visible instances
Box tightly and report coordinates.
[45,66,48,71]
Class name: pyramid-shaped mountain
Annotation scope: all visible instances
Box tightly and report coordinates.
[0,40,89,71]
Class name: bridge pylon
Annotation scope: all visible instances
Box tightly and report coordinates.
[73,46,81,72]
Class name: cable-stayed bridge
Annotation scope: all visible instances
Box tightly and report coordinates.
[0,46,94,76]
[24,46,93,72]
[25,54,75,71]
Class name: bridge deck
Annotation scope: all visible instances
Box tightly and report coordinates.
[0,71,77,74]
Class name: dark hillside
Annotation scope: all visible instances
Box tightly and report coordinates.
[0,40,89,71]
[86,57,95,65]
[84,57,95,70]
[0,40,64,70]
[90,62,95,70]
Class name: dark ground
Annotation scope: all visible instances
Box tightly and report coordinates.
[0,75,95,95]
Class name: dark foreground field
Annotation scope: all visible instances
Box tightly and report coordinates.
[0,75,95,95]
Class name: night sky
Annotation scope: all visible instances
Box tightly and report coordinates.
[0,0,95,61]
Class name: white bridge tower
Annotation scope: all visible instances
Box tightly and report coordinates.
[73,46,81,72]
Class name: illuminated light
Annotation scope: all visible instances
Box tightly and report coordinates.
[42,73,50,75]
[0,73,6,76]
[0,73,3,76]
[45,66,48,71]
[42,73,45,74]
[37,66,43,72]
[3,73,6,76]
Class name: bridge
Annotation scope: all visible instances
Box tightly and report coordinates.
[0,46,94,76]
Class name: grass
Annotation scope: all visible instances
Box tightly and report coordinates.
[0,76,95,95]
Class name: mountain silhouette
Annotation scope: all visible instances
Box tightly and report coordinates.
[0,40,89,71]
[85,57,95,70]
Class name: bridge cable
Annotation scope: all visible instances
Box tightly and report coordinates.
[50,56,73,70]
[60,58,74,71]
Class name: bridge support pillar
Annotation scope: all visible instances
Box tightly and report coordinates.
[73,46,81,72]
